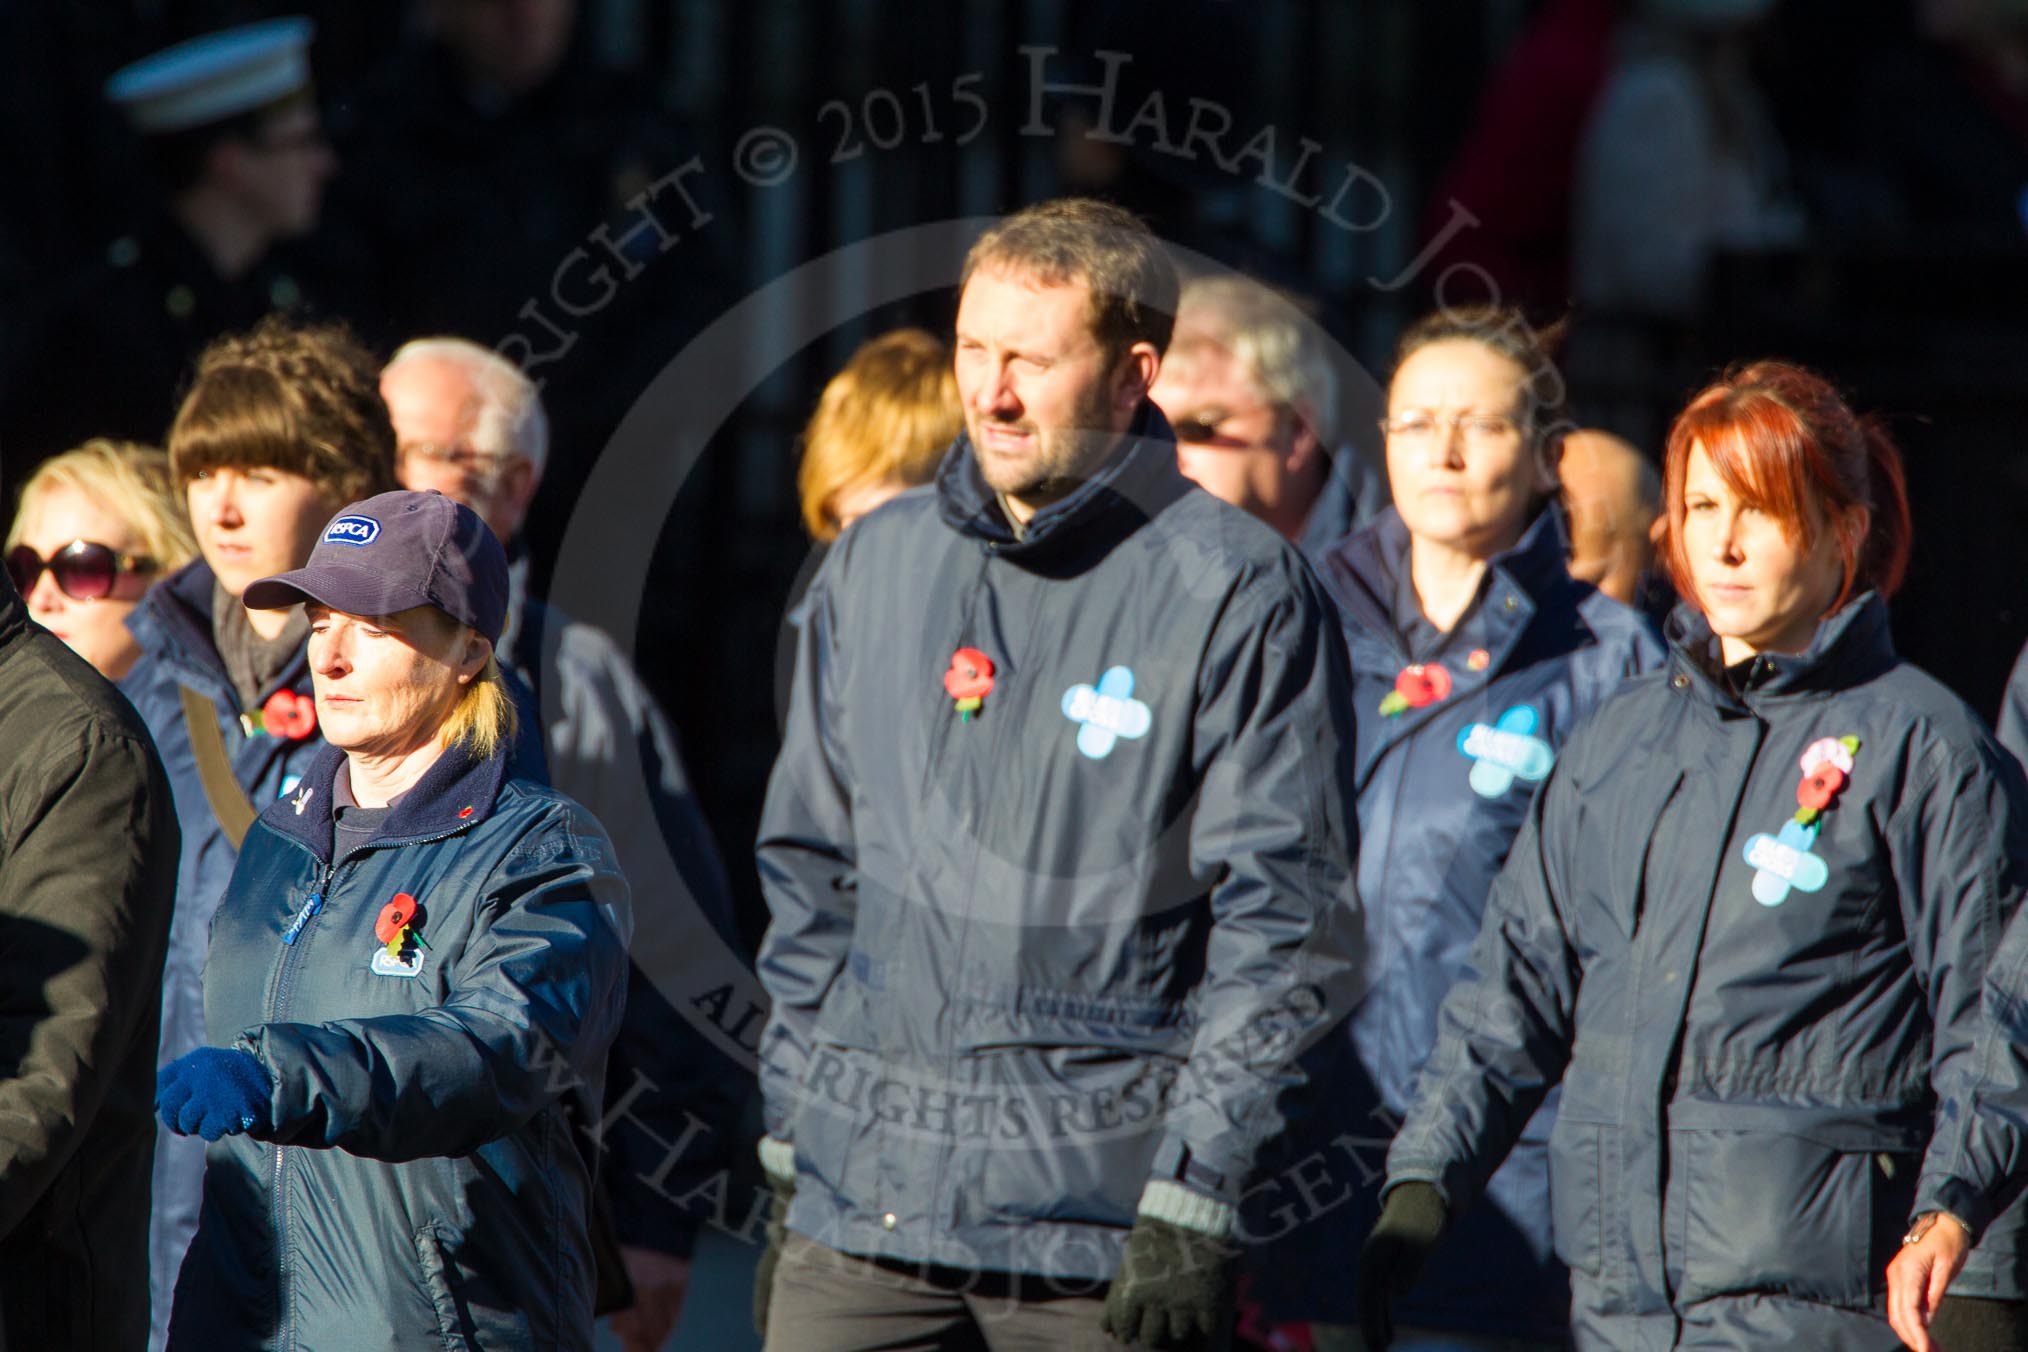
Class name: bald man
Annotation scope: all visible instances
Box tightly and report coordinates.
[1560,429,1663,607]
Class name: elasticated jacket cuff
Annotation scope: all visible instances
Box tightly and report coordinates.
[1137,1179,1236,1238]
[758,1135,796,1188]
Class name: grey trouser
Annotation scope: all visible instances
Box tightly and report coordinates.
[764,1231,1232,1352]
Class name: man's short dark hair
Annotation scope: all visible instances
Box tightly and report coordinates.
[961,198,1179,366]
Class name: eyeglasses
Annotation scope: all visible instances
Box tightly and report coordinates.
[399,442,517,476]
[1379,411,1523,446]
[6,540,157,601]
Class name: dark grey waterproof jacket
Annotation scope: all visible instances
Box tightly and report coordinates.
[1247,507,1661,1336]
[755,405,1362,1278]
[166,738,630,1351]
[0,577,178,1351]
[1388,594,2028,1350]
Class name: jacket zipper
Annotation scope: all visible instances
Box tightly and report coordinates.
[268,856,335,1351]
[264,819,477,1348]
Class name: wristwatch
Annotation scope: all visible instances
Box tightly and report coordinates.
[1902,1210,1974,1248]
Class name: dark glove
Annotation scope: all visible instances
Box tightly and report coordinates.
[1356,1181,1449,1351]
[751,1142,795,1339]
[156,1046,273,1141]
[1101,1214,1238,1350]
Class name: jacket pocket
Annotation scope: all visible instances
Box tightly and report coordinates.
[1548,1118,1606,1279]
[1674,1128,1884,1308]
[1547,1063,1628,1306]
[413,1221,471,1351]
[966,1043,1167,1230]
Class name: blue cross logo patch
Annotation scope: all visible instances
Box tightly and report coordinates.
[1457,704,1556,798]
[1742,819,1829,907]
[1061,666,1152,760]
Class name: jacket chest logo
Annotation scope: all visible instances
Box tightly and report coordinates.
[369,947,424,978]
[1742,735,1861,907]
[1457,703,1554,798]
[1743,820,1829,906]
[1061,666,1151,760]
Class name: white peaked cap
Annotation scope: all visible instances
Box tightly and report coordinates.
[106,17,315,134]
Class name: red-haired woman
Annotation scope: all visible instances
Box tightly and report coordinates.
[1355,361,2028,1350]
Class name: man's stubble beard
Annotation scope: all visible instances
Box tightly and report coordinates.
[970,381,1128,508]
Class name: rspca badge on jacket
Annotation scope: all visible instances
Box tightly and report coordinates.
[1457,703,1555,798]
[369,946,424,977]
[1062,666,1152,760]
[323,514,380,547]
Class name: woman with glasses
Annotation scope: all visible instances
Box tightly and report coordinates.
[119,316,396,1349]
[1247,305,1662,1351]
[6,439,195,680]
[1361,362,2028,1351]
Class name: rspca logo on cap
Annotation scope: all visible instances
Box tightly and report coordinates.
[323,515,380,547]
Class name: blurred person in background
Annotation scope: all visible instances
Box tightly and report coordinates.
[0,17,336,484]
[0,488,179,1352]
[319,0,724,584]
[1766,0,2028,250]
[1153,274,1385,566]
[7,439,197,681]
[1359,361,2028,1350]
[1573,0,1804,319]
[159,489,629,1352]
[122,317,395,1350]
[1999,637,2028,769]
[796,328,961,543]
[1560,427,1665,609]
[1413,0,1631,313]
[777,327,961,722]
[381,335,744,1351]
[1248,307,1661,1352]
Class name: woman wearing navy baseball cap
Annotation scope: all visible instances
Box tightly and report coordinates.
[156,488,632,1352]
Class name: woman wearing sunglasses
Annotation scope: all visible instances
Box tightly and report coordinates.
[6,439,195,680]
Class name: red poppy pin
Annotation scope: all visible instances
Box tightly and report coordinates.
[1379,663,1452,717]
[259,689,318,740]
[374,892,429,957]
[944,647,996,721]
[1792,736,1861,827]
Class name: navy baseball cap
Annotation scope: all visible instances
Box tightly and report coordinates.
[243,490,508,644]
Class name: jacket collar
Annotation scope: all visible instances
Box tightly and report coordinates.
[0,570,27,656]
[1323,504,1580,674]
[1295,444,1380,562]
[128,558,312,702]
[264,734,513,864]
[934,401,1189,558]
[1665,590,1898,711]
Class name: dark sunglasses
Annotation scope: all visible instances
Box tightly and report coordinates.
[6,540,157,601]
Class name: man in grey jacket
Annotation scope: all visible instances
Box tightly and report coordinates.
[1151,272,1386,567]
[382,338,747,1352]
[753,198,1363,1351]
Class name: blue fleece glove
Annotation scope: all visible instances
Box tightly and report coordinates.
[156,1046,273,1141]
